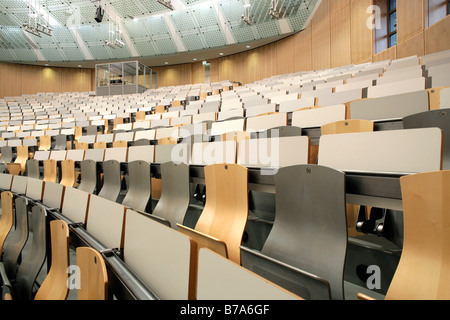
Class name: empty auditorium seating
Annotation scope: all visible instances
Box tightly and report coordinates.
[1,51,449,302]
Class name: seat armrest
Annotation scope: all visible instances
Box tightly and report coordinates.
[177,224,228,259]
[136,210,171,228]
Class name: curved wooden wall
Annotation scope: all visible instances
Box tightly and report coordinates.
[1,0,450,97]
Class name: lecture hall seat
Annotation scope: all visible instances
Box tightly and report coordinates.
[121,160,152,213]
[35,220,70,300]
[78,160,98,194]
[43,159,58,183]
[6,145,29,175]
[0,196,30,289]
[26,159,40,179]
[97,160,122,202]
[358,170,450,300]
[240,165,348,300]
[38,135,51,151]
[10,204,47,300]
[0,191,14,257]
[150,161,190,229]
[60,159,77,188]
[320,119,374,237]
[177,163,249,265]
[76,247,108,300]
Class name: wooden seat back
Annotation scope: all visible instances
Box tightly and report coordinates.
[43,159,57,183]
[0,191,14,256]
[35,220,69,300]
[60,159,76,188]
[181,164,248,264]
[76,247,108,300]
[385,171,450,299]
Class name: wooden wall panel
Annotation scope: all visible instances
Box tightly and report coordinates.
[373,45,397,61]
[293,26,313,72]
[331,5,352,67]
[397,31,425,59]
[312,16,331,70]
[397,0,425,43]
[244,50,262,84]
[0,63,22,99]
[276,37,294,76]
[425,15,450,54]
[42,67,62,93]
[350,0,373,63]
[80,69,92,92]
[61,68,80,93]
[21,65,42,95]
[191,62,205,85]
[209,59,219,83]
[263,42,278,79]
[330,0,350,14]
[312,0,330,24]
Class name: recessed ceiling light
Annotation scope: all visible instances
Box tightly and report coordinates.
[44,64,49,66]
[78,65,82,67]
[193,58,197,61]
[219,53,224,56]
[165,62,169,64]
[246,45,251,49]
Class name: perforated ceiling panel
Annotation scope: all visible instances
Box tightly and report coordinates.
[0,0,320,64]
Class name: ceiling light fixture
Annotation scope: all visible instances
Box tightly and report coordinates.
[114,39,124,48]
[269,0,281,19]
[157,0,174,10]
[23,0,53,37]
[242,3,252,26]
[105,40,115,48]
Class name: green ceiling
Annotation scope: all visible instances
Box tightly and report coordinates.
[0,0,320,66]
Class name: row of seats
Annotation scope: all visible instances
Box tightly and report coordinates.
[1,160,448,300]
[0,173,301,300]
[1,84,449,140]
[2,53,450,130]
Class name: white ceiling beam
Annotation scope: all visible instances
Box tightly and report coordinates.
[212,0,236,45]
[163,13,187,52]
